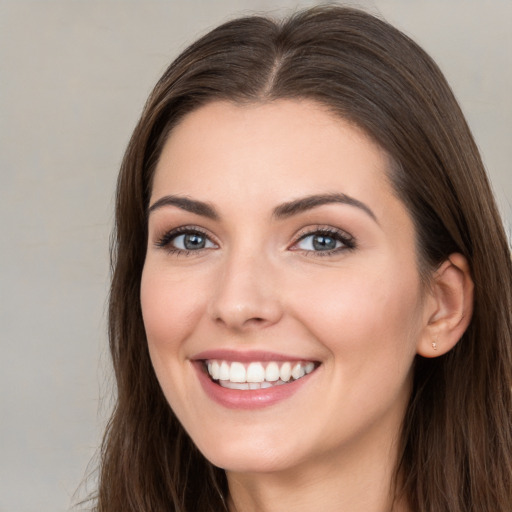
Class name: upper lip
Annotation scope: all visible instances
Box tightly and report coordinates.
[191,349,318,363]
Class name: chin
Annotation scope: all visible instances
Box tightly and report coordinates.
[191,427,305,474]
[206,448,295,475]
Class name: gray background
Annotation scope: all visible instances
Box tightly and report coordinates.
[1,1,510,511]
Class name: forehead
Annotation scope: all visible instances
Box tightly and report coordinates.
[151,100,396,217]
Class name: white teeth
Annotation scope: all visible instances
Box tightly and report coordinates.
[291,362,305,380]
[246,362,265,383]
[206,359,317,387]
[219,361,230,380]
[221,381,249,390]
[280,362,292,382]
[265,362,280,382]
[208,361,220,380]
[230,362,246,383]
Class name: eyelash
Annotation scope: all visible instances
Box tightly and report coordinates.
[154,225,356,257]
[291,226,356,257]
[155,226,216,256]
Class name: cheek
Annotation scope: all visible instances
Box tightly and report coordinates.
[140,264,211,418]
[287,262,423,371]
[140,265,206,357]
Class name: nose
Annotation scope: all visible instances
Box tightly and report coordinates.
[208,251,283,332]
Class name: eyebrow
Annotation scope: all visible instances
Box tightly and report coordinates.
[148,195,219,219]
[148,192,377,223]
[272,193,378,223]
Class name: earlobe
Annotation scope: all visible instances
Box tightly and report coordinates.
[417,253,474,358]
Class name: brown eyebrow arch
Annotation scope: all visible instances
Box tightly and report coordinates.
[148,192,377,224]
[273,193,378,223]
[148,195,219,220]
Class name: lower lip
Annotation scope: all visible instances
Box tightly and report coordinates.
[193,362,316,410]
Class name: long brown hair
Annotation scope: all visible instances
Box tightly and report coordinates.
[93,6,512,511]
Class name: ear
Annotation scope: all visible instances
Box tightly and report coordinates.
[417,253,474,358]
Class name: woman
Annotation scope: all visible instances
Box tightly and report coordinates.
[95,6,512,512]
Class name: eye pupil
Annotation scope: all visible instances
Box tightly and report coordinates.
[313,235,337,251]
[184,233,205,249]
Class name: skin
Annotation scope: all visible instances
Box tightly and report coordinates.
[140,100,472,512]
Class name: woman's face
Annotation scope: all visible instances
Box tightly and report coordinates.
[141,100,431,475]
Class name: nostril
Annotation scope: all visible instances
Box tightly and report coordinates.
[215,315,266,327]
[246,317,266,326]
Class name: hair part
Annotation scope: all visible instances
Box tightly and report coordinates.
[94,6,512,511]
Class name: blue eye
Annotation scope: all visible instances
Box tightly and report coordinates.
[294,229,355,254]
[156,228,217,253]
[172,232,215,250]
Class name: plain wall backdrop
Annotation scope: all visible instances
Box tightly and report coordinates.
[0,1,510,511]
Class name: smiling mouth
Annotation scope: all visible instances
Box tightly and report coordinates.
[204,360,319,390]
